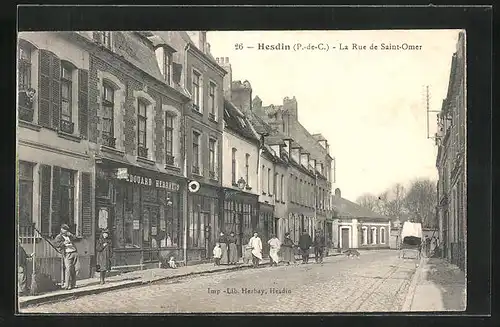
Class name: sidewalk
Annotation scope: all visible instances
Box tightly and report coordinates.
[19,251,341,309]
[405,257,466,311]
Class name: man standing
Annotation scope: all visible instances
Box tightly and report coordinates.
[54,224,81,290]
[248,232,263,268]
[18,239,33,295]
[314,231,326,264]
[298,229,312,264]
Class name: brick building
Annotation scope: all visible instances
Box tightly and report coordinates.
[435,31,466,271]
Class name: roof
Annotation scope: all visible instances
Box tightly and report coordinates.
[224,99,259,142]
[331,196,390,221]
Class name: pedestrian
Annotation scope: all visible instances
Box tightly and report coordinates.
[18,238,33,296]
[267,234,281,267]
[280,232,296,265]
[425,235,431,257]
[243,238,253,264]
[218,232,229,265]
[248,232,263,268]
[299,229,312,264]
[54,224,81,290]
[227,231,239,265]
[213,242,222,266]
[314,231,326,263]
[95,229,112,285]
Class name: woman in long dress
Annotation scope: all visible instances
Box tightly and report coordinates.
[281,232,295,265]
[218,232,229,265]
[227,232,239,264]
[267,234,281,267]
[248,232,263,268]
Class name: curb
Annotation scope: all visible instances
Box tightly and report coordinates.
[401,256,427,311]
[19,264,253,309]
[19,253,344,309]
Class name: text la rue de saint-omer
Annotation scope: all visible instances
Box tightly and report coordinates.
[235,42,422,51]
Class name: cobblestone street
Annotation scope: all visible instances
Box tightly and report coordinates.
[22,250,419,313]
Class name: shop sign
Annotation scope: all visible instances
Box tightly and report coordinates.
[118,169,180,191]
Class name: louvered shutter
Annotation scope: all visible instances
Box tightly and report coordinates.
[81,172,92,236]
[51,166,61,236]
[51,56,61,129]
[38,50,51,127]
[78,69,89,138]
[39,165,51,236]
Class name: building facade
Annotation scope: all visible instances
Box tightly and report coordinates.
[435,31,466,271]
[18,32,96,281]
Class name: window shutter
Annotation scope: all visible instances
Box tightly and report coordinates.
[38,50,51,127]
[172,63,182,85]
[81,172,92,236]
[51,56,61,129]
[78,69,89,138]
[51,166,61,236]
[39,164,52,236]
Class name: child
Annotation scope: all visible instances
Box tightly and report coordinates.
[168,256,177,269]
[213,242,222,266]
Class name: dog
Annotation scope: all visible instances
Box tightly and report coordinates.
[168,256,177,269]
[343,249,360,259]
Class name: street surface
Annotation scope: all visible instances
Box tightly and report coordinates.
[22,250,418,313]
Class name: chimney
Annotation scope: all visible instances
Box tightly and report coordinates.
[217,57,232,98]
[283,96,298,118]
[200,31,207,53]
[334,188,341,199]
[206,42,211,54]
[231,80,252,114]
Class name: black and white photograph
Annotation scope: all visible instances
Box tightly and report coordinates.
[16,28,467,313]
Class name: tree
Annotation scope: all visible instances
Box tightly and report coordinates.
[384,183,407,220]
[356,193,380,212]
[404,178,437,228]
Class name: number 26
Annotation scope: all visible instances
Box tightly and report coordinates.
[234,43,243,50]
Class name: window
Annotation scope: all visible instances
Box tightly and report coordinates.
[245,154,250,186]
[18,162,34,227]
[371,227,377,244]
[192,131,200,174]
[164,52,172,85]
[261,165,266,194]
[165,114,174,165]
[188,194,203,248]
[60,64,73,132]
[209,138,216,178]
[94,32,112,49]
[231,148,237,184]
[18,44,32,90]
[137,99,148,157]
[380,227,386,244]
[280,174,285,201]
[192,71,201,111]
[274,173,279,201]
[208,82,216,119]
[362,227,368,245]
[282,120,286,133]
[267,168,272,195]
[102,82,115,147]
[59,169,75,231]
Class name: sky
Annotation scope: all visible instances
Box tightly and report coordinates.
[207,30,461,202]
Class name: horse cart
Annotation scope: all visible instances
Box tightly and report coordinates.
[399,222,423,262]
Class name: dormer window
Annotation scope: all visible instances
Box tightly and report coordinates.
[155,45,176,86]
[164,52,172,85]
[93,32,112,49]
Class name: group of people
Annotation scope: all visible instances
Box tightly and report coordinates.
[18,224,113,295]
[212,229,328,268]
[422,235,440,257]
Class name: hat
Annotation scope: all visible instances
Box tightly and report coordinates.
[60,224,70,231]
[101,228,109,234]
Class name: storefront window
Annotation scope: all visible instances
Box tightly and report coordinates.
[165,192,181,247]
[188,194,203,248]
[18,161,33,227]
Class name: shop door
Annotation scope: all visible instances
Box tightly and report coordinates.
[342,228,350,249]
[204,212,217,259]
[142,204,160,262]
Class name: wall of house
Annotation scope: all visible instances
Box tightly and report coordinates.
[259,154,275,204]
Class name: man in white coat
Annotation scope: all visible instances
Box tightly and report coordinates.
[249,232,263,268]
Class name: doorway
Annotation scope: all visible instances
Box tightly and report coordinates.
[142,203,160,262]
[341,228,350,249]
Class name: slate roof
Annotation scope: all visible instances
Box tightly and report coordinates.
[224,99,259,142]
[331,197,390,221]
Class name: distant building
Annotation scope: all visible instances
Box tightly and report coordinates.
[331,189,391,250]
[435,31,466,271]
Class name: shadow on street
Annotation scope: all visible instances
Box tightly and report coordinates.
[424,258,466,311]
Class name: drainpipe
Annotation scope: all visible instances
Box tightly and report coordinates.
[182,44,189,266]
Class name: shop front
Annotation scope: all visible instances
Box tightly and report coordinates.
[258,202,275,257]
[221,189,259,259]
[95,160,185,269]
[186,183,220,262]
